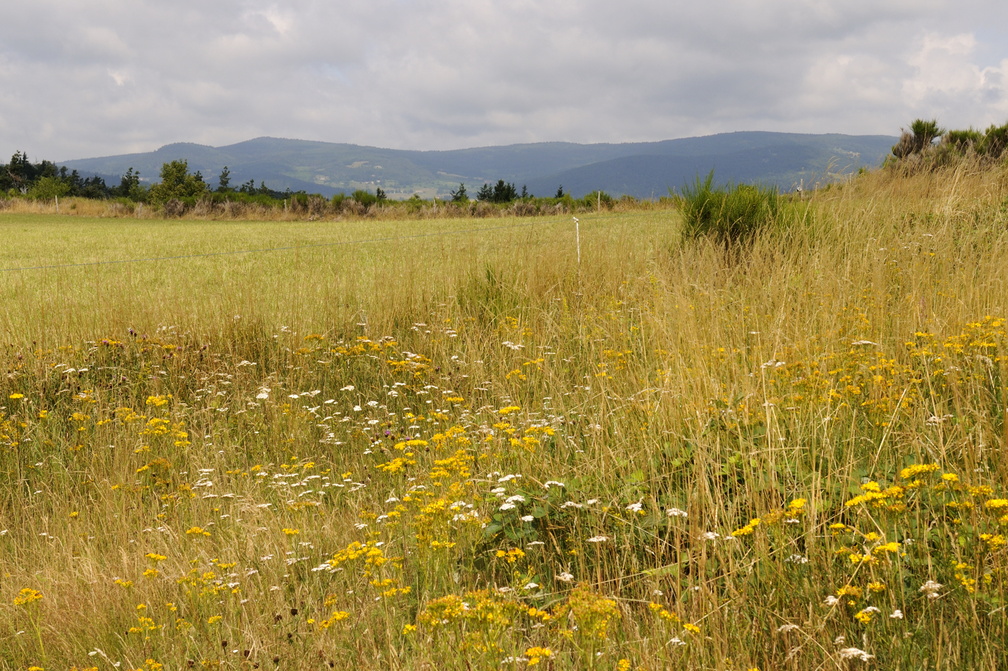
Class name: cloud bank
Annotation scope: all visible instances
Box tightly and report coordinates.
[2,0,1008,161]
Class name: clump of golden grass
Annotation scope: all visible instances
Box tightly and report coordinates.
[2,158,1008,669]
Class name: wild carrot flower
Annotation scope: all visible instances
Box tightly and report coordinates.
[919,580,942,599]
[839,647,874,661]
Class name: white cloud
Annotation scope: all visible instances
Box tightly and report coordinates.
[902,32,1008,128]
[2,1,1008,160]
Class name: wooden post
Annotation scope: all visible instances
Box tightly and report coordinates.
[573,216,581,265]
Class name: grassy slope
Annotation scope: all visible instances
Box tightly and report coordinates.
[2,162,1008,669]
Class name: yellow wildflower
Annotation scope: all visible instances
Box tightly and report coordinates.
[525,647,552,666]
[13,588,43,606]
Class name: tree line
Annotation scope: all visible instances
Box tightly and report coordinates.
[1,151,628,216]
[0,153,304,205]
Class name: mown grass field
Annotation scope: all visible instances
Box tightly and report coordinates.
[3,162,1008,670]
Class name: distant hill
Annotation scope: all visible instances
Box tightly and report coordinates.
[59,132,897,200]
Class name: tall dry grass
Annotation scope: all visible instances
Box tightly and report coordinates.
[2,161,1008,669]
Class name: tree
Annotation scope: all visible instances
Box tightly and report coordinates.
[28,176,70,201]
[79,175,110,199]
[7,151,34,192]
[555,185,565,198]
[450,183,468,202]
[117,167,145,201]
[476,179,518,203]
[217,166,232,192]
[148,160,209,206]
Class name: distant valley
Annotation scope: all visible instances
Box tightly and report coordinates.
[59,132,897,200]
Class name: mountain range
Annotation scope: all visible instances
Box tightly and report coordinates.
[59,132,898,200]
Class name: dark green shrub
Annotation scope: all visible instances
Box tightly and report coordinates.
[351,189,378,207]
[892,119,944,159]
[979,123,1008,159]
[943,129,983,152]
[677,171,783,248]
[577,190,615,211]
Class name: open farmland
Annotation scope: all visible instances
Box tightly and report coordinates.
[3,163,1008,669]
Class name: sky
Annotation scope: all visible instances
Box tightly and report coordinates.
[3,1,1008,162]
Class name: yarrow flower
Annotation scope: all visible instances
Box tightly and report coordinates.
[839,647,875,661]
[919,580,943,599]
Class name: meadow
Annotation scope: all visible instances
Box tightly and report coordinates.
[2,161,1008,670]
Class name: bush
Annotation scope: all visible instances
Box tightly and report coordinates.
[677,171,783,248]
[978,123,1008,159]
[577,191,615,211]
[943,129,983,153]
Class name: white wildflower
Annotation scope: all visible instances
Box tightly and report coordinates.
[586,535,608,543]
[666,507,688,518]
[919,580,943,599]
[839,647,874,662]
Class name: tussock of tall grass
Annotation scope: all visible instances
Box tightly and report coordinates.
[3,161,1008,669]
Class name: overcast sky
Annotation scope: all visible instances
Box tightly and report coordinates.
[3,1,1008,161]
